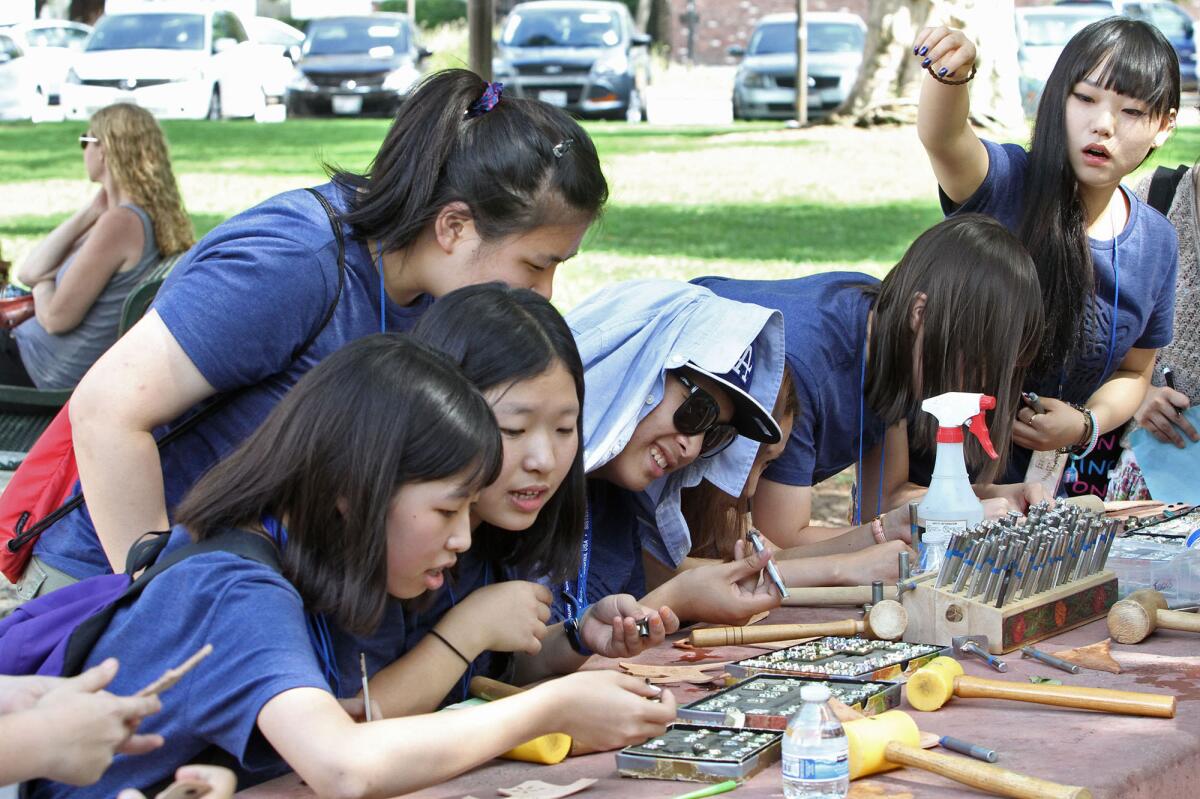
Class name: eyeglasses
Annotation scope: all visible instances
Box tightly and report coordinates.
[79,134,99,150]
[674,372,738,458]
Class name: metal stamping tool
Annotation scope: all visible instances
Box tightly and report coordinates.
[635,617,652,637]
[1020,645,1080,674]
[939,735,999,763]
[908,501,923,562]
[898,551,911,582]
[871,581,884,605]
[952,635,1008,672]
[747,529,789,600]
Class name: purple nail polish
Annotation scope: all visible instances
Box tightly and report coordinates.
[938,67,948,77]
[913,46,919,55]
[922,58,932,68]
[920,46,928,55]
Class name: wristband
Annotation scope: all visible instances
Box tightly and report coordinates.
[564,613,594,656]
[1070,407,1100,459]
[428,629,471,667]
[871,516,888,545]
[927,63,977,86]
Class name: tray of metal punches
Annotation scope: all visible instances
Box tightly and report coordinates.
[616,723,782,783]
[678,674,899,729]
[933,503,1120,607]
[726,636,945,681]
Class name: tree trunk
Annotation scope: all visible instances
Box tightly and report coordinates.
[635,0,651,33]
[834,0,1025,136]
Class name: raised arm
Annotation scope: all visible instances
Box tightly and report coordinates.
[914,27,989,205]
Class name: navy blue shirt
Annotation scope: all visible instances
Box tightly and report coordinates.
[941,140,1178,481]
[35,183,433,579]
[695,273,885,487]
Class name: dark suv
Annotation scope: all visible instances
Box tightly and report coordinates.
[285,13,429,116]
[493,0,651,121]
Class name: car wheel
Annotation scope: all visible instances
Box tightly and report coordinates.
[732,96,743,121]
[206,88,221,120]
[625,88,644,123]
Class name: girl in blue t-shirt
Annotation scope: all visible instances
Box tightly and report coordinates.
[30,335,674,799]
[914,17,1180,489]
[26,69,611,597]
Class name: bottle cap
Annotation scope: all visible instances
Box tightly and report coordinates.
[800,683,831,703]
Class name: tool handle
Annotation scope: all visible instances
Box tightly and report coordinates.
[884,742,1091,799]
[954,675,1176,718]
[688,619,863,647]
[1157,609,1200,633]
[781,586,895,606]
[469,676,524,701]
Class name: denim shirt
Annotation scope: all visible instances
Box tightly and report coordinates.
[567,279,785,567]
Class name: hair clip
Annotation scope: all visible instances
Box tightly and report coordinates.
[465,81,504,118]
[552,138,575,158]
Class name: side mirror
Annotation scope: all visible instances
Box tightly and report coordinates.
[632,33,651,47]
[728,44,746,58]
[213,37,237,54]
[418,46,432,61]
[287,44,301,62]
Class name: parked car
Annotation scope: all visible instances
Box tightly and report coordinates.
[60,3,292,120]
[0,20,91,112]
[492,0,651,122]
[245,15,305,63]
[730,12,866,121]
[1054,0,1197,91]
[1016,5,1113,116]
[286,13,427,117]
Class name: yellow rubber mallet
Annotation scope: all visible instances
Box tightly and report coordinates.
[906,656,1176,718]
[844,710,1091,798]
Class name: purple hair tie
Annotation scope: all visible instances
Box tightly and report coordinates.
[465,81,504,118]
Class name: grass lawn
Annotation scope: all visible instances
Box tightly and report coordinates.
[2,118,1197,310]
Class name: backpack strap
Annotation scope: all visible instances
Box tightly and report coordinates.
[1147,164,1189,216]
[8,188,348,556]
[59,529,282,677]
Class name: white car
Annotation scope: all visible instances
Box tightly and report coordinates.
[61,3,292,120]
[0,20,91,120]
[244,15,305,62]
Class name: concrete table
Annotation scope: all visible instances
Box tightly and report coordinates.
[239,607,1198,798]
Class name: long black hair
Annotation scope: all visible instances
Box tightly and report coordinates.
[411,283,586,582]
[176,335,502,635]
[1022,17,1179,373]
[331,69,608,253]
[866,215,1044,479]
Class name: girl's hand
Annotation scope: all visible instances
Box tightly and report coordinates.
[443,580,552,656]
[1013,396,1086,452]
[0,674,66,714]
[580,594,679,659]
[538,671,676,752]
[912,26,977,80]
[1136,385,1198,448]
[977,482,1046,515]
[841,540,913,584]
[670,545,783,626]
[118,765,238,799]
[881,507,913,544]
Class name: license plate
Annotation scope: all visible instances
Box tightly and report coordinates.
[332,94,362,115]
[538,89,568,107]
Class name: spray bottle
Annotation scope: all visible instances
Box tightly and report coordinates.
[916,392,999,572]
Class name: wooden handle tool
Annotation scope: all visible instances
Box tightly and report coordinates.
[689,599,907,647]
[469,675,524,701]
[883,742,1091,799]
[781,585,899,606]
[1107,589,1200,644]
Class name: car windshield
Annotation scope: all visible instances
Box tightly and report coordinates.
[749,21,864,55]
[501,9,622,48]
[305,18,409,56]
[1020,13,1107,46]
[87,13,204,51]
[24,25,88,49]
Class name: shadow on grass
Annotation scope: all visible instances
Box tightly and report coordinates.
[585,200,943,264]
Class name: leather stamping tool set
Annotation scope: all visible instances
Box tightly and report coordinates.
[677,674,900,729]
[727,637,946,681]
[616,724,782,783]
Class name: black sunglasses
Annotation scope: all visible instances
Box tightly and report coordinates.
[674,372,738,458]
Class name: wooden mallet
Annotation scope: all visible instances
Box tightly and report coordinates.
[906,656,1176,718]
[688,599,907,647]
[844,710,1091,799]
[1106,589,1200,644]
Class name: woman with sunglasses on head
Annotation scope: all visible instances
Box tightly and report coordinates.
[0,103,192,390]
[19,71,607,600]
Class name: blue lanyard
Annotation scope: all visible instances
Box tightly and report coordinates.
[854,331,886,526]
[261,514,341,695]
[375,247,387,333]
[561,505,592,621]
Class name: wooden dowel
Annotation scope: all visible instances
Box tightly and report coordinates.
[1157,609,1200,633]
[954,676,1176,718]
[689,619,863,647]
[782,586,897,606]
[884,742,1092,799]
[469,676,524,702]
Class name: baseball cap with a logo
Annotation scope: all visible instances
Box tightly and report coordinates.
[682,344,782,445]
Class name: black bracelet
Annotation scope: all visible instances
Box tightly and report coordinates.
[927,63,977,86]
[428,629,471,667]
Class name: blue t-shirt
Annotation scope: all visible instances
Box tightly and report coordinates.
[29,526,331,799]
[35,183,433,578]
[694,273,885,487]
[549,479,646,623]
[941,140,1178,481]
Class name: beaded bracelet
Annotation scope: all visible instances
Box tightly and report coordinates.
[927,63,977,86]
[1066,405,1100,459]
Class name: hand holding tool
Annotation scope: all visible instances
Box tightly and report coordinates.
[747,529,789,599]
[844,710,1090,798]
[1021,645,1080,675]
[906,656,1176,718]
[688,599,907,647]
[953,635,1008,672]
[1107,589,1200,644]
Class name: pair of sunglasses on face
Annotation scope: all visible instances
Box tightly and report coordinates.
[79,134,99,150]
[673,372,738,458]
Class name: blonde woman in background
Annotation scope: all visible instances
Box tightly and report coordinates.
[2,103,193,390]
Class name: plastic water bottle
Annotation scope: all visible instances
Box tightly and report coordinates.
[781,683,849,799]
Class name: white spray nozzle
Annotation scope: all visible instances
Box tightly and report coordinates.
[921,392,998,459]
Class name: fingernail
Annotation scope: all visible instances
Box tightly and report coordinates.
[644,677,652,685]
[938,67,948,77]
[913,46,919,55]
[920,46,928,55]
[922,58,932,68]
